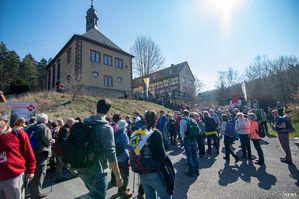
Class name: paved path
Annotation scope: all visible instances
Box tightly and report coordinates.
[40,136,299,199]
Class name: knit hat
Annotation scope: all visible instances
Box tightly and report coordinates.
[117,120,128,130]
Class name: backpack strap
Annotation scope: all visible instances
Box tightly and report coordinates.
[12,128,24,153]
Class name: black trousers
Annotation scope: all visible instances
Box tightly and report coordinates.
[224,135,238,160]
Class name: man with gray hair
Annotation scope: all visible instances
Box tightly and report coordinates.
[30,113,55,199]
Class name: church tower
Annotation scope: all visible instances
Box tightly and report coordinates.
[86,0,98,32]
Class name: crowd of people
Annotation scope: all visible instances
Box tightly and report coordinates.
[0,99,295,199]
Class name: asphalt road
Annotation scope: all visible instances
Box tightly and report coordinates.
[39,136,299,199]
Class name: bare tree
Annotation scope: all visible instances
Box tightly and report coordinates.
[131,35,165,77]
[65,70,85,101]
[194,76,204,95]
[216,67,240,88]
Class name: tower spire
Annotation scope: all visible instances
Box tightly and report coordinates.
[86,0,98,32]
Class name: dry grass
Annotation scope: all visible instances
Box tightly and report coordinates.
[7,91,173,121]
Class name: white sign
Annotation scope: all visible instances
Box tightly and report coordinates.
[6,101,37,123]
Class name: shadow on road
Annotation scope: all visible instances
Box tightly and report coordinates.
[217,160,277,190]
[218,163,239,186]
[173,158,198,199]
[256,166,277,190]
[288,163,299,187]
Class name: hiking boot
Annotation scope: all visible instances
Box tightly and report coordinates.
[254,160,265,166]
[34,193,48,199]
[119,190,133,198]
[137,192,145,199]
[223,156,230,161]
[235,156,240,163]
[248,156,255,160]
[184,171,195,177]
[281,159,293,164]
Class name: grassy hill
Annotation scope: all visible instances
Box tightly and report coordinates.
[7,92,173,120]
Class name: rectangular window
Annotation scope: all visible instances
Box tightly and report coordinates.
[48,69,51,90]
[115,58,123,69]
[52,66,56,89]
[67,48,71,64]
[90,50,100,63]
[104,54,112,66]
[104,75,113,87]
[57,60,61,80]
[182,77,186,83]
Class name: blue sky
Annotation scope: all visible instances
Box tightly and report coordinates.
[1,0,299,91]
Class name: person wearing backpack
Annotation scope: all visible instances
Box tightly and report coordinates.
[134,110,172,199]
[220,114,239,163]
[180,110,200,177]
[248,113,265,166]
[78,99,123,199]
[0,114,36,199]
[112,119,132,198]
[30,113,55,199]
[271,109,293,164]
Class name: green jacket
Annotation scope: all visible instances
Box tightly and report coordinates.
[78,115,117,174]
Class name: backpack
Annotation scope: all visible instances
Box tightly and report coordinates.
[129,129,157,173]
[25,124,40,152]
[225,121,237,138]
[61,122,104,169]
[185,118,201,139]
[283,116,295,133]
[257,122,266,138]
[161,156,175,196]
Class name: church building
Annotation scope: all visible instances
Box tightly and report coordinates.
[46,2,133,97]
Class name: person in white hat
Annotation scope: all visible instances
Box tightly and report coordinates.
[112,119,132,198]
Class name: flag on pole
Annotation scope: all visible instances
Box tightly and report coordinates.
[241,81,247,101]
[143,77,150,100]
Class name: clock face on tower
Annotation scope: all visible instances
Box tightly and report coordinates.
[92,71,99,78]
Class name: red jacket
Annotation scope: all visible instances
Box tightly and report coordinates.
[0,128,36,181]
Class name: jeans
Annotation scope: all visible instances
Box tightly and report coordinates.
[207,134,219,153]
[140,172,172,199]
[118,161,130,194]
[278,133,292,162]
[239,134,251,158]
[184,138,199,174]
[224,135,238,160]
[251,139,264,164]
[79,172,108,199]
[197,134,206,156]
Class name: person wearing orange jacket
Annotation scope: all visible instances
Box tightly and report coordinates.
[248,112,265,166]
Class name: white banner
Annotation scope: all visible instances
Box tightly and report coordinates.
[241,81,247,101]
[143,77,150,99]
